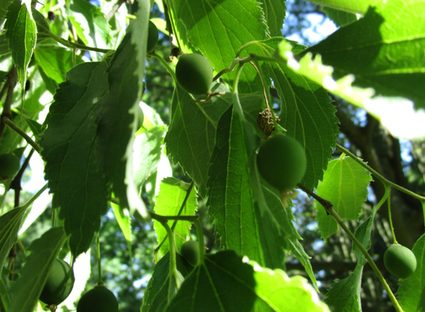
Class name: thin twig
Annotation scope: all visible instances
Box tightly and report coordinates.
[2,118,42,154]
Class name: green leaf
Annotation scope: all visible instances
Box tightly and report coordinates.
[41,62,110,256]
[325,264,363,312]
[42,2,151,255]
[166,251,329,312]
[207,104,267,265]
[165,88,230,188]
[9,227,66,312]
[6,3,37,85]
[0,274,11,311]
[309,0,383,14]
[398,233,425,312]
[153,178,197,260]
[111,202,132,243]
[34,40,80,84]
[276,38,425,139]
[322,7,357,27]
[315,155,372,238]
[68,0,112,49]
[0,207,26,272]
[308,0,425,110]
[168,0,266,82]
[97,1,149,216]
[132,107,166,190]
[260,0,286,36]
[0,0,15,26]
[141,253,193,312]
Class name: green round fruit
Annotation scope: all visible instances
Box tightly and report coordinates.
[77,285,119,312]
[384,244,417,278]
[175,53,213,94]
[0,153,20,180]
[256,134,307,191]
[180,240,199,266]
[147,21,158,53]
[39,258,74,305]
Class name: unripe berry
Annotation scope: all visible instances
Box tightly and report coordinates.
[0,153,20,181]
[77,285,119,312]
[256,134,307,191]
[175,53,213,95]
[180,240,200,266]
[39,258,74,305]
[384,244,417,278]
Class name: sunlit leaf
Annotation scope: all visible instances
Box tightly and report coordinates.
[316,155,372,238]
[68,0,112,50]
[166,251,329,312]
[153,178,197,260]
[260,0,286,36]
[6,3,37,85]
[168,0,266,83]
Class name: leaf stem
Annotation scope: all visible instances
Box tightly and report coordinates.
[336,143,425,202]
[300,185,404,312]
[49,33,111,53]
[150,212,198,223]
[213,55,252,82]
[156,218,180,303]
[2,117,42,154]
[154,182,194,253]
[152,52,177,81]
[248,60,272,112]
[386,188,398,244]
[194,219,204,265]
[96,232,103,284]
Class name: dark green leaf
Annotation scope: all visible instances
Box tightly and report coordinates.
[141,253,193,312]
[42,1,151,255]
[165,88,230,188]
[0,207,26,272]
[322,7,357,26]
[97,1,149,214]
[325,264,363,312]
[9,227,66,312]
[41,62,109,255]
[6,3,37,85]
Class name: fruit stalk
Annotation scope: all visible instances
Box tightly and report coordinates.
[301,186,404,312]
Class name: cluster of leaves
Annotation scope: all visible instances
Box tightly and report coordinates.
[0,0,424,311]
